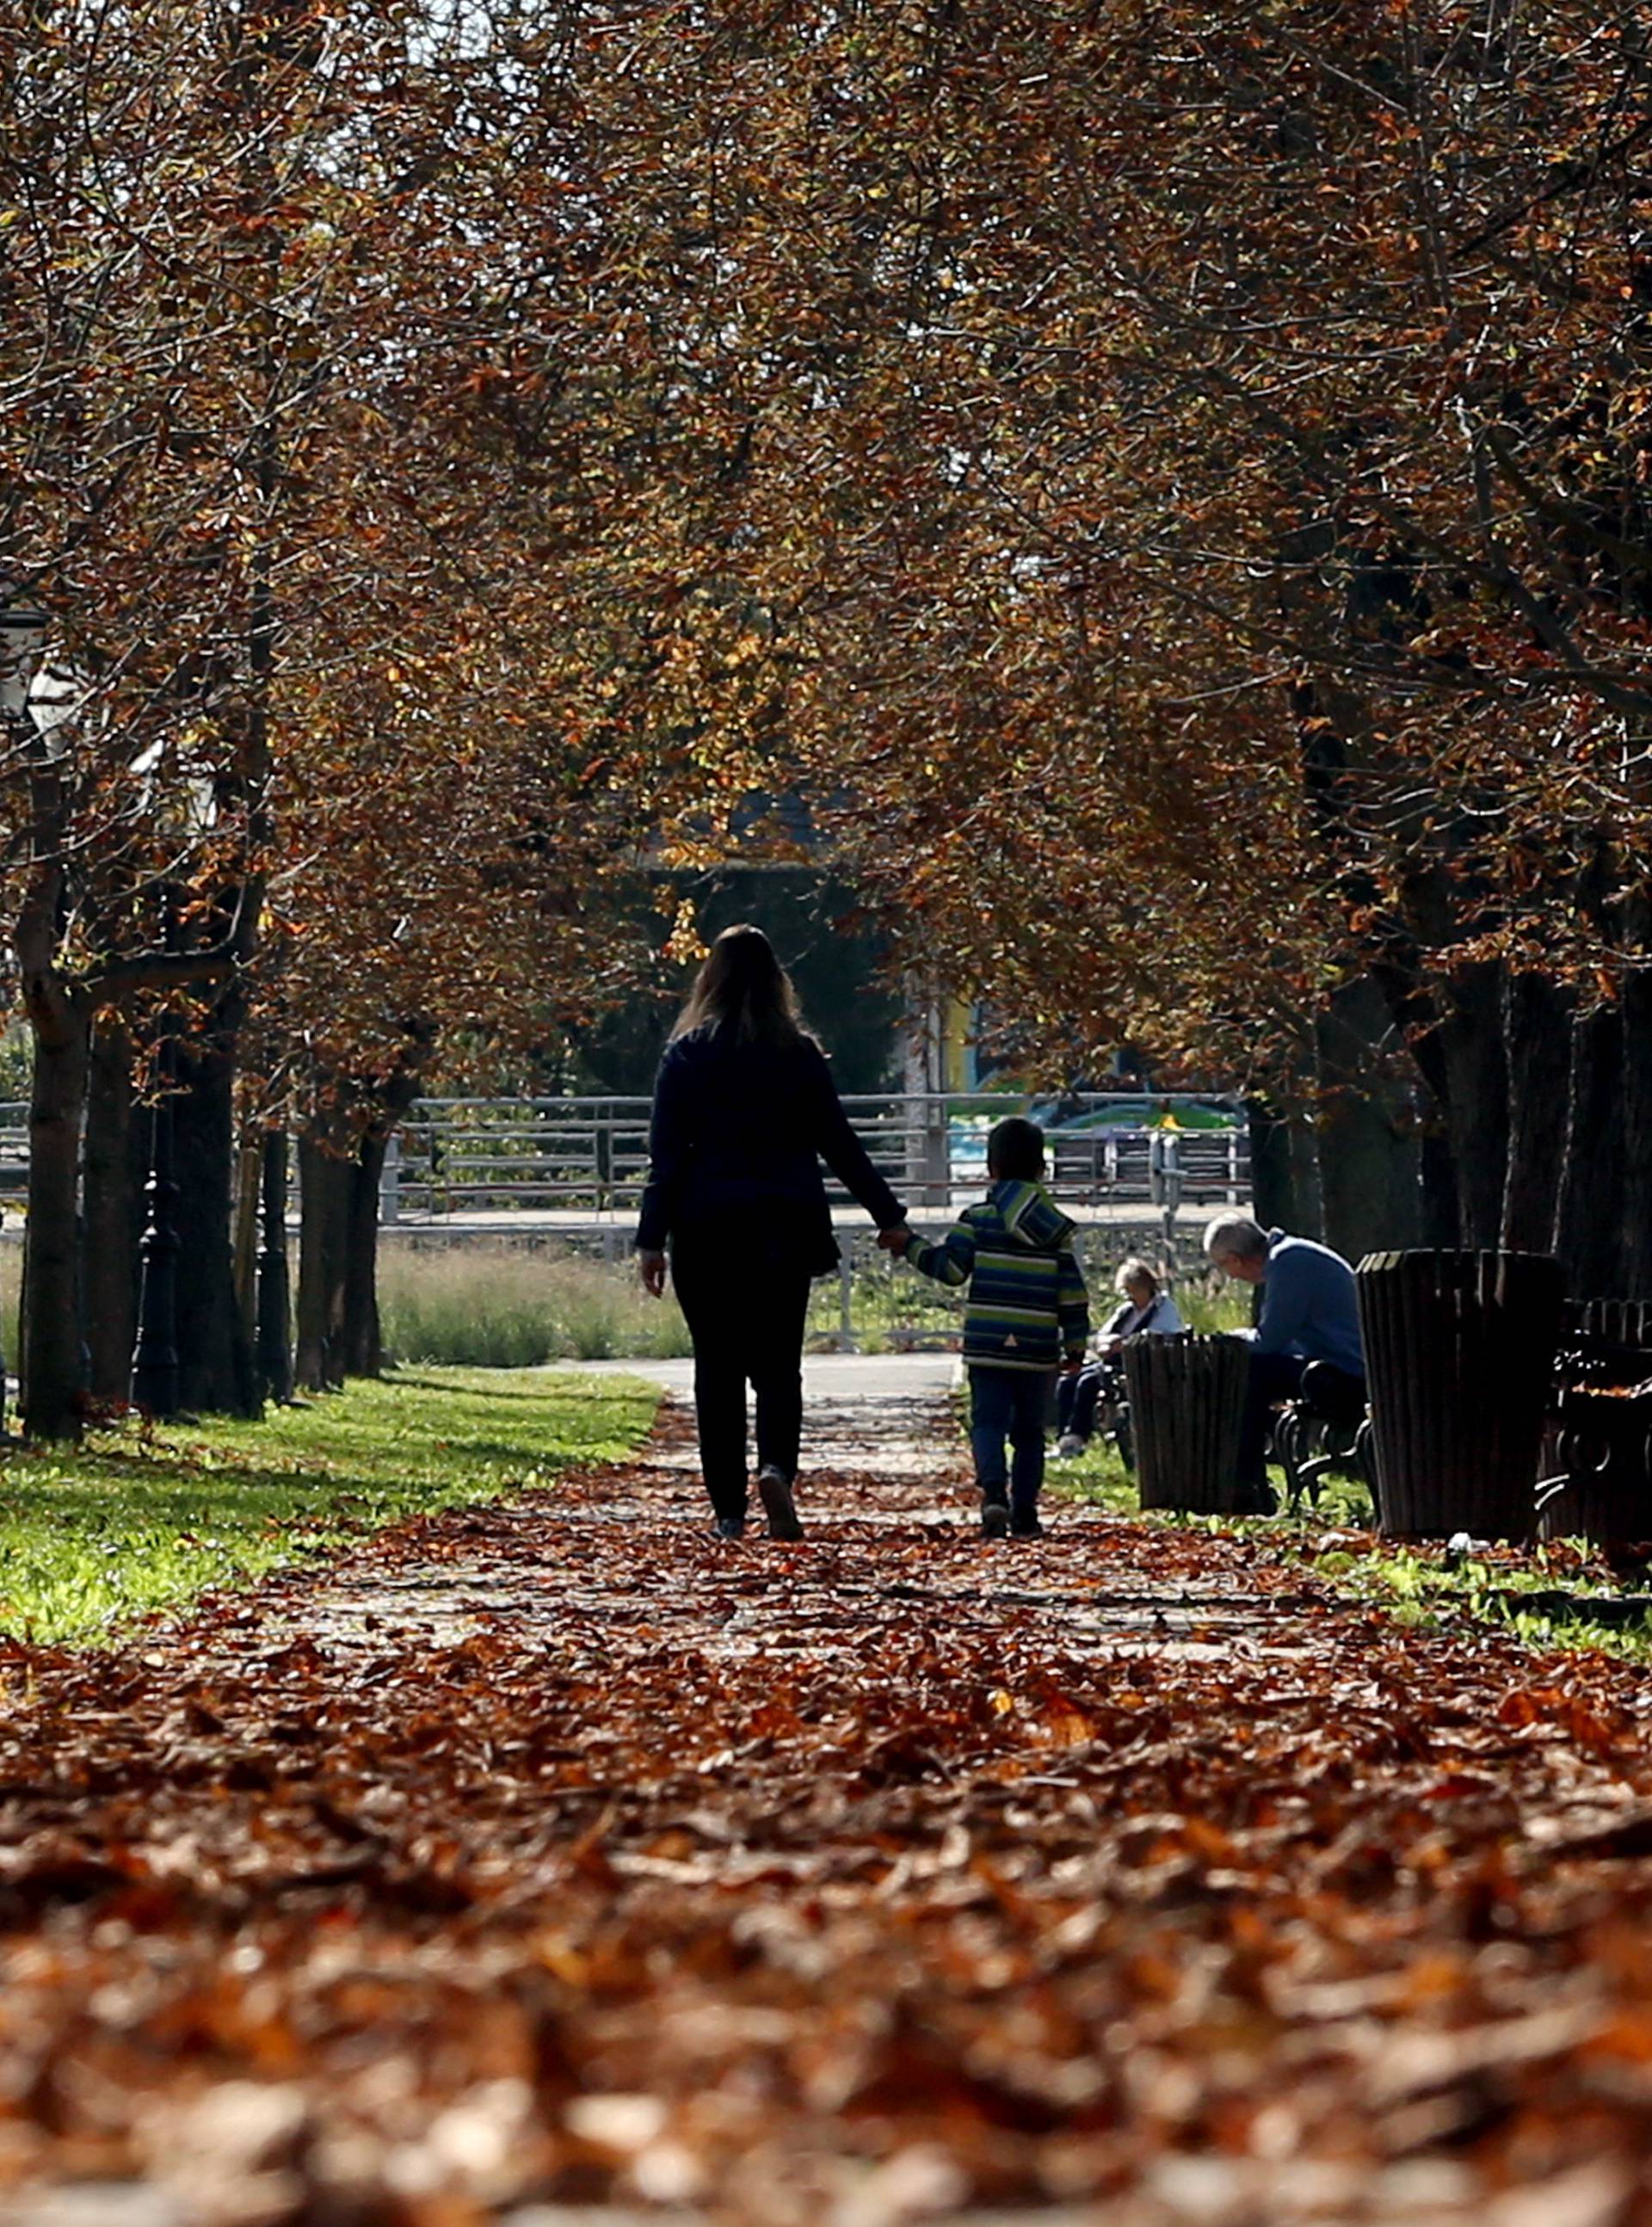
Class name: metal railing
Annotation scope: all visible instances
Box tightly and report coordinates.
[0,1105,24,1206]
[385,1091,1248,1222]
[0,1091,1249,1228]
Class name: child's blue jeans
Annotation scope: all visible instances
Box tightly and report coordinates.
[968,1365,1051,1514]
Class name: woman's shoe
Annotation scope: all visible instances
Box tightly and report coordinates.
[757,1465,804,1540]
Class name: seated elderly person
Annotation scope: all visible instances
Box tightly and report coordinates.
[1202,1212,1365,1513]
[1056,1256,1182,1457]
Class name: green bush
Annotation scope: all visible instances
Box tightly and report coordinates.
[379,1243,692,1366]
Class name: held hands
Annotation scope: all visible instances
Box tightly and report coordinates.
[878,1223,912,1256]
[637,1247,668,1298]
[1061,1352,1085,1376]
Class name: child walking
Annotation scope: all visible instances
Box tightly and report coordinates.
[891,1116,1089,1538]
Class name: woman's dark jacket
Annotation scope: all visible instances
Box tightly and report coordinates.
[635,1026,903,1277]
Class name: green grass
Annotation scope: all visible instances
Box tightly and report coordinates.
[1048,1410,1652,1660]
[1051,1433,1373,1527]
[380,1245,692,1366]
[0,1366,660,1644]
[1291,1533,1652,1660]
[1169,1274,1252,1336]
[1047,1429,1141,1514]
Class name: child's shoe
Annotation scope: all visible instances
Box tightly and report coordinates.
[1010,1510,1045,1539]
[980,1483,1010,1539]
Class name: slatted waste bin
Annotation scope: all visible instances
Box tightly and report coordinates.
[1356,1249,1565,1539]
[1124,1332,1249,1514]
[1539,1300,1652,1543]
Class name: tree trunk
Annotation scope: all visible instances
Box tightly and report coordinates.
[1620,953,1652,1301]
[1433,959,1510,1249]
[339,1067,426,1379]
[1314,975,1422,1264]
[21,999,89,1439]
[1555,999,1626,1299]
[232,1129,262,1364]
[342,1132,386,1378]
[256,1130,293,1403]
[131,1036,182,1419]
[1371,954,1460,1244]
[82,1013,144,1405]
[1500,969,1575,1255]
[1286,1103,1323,1241]
[295,1130,350,1391]
[172,1021,259,1416]
[1419,1115,1460,1245]
[1246,1097,1297,1231]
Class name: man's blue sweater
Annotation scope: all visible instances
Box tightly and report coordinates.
[1251,1229,1365,1379]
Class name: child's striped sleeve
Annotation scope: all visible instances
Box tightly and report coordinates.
[905,1213,977,1288]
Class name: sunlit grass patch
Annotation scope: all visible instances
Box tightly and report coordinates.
[0,1366,659,1644]
[1294,1532,1652,1660]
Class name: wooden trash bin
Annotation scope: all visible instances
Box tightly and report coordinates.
[1124,1332,1249,1514]
[1538,1300,1652,1543]
[1356,1249,1565,1539]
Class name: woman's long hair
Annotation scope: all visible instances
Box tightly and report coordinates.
[671,923,807,1047]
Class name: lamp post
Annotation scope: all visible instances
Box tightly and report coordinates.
[0,596,47,1435]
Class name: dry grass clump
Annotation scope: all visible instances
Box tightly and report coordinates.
[379,1243,690,1366]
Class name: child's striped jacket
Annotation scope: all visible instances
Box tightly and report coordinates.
[904,1179,1090,1372]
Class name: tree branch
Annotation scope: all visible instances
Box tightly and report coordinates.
[87,947,237,999]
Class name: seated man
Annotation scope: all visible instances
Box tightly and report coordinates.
[1202,1212,1365,1513]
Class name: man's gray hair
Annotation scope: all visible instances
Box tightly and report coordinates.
[1203,1212,1268,1263]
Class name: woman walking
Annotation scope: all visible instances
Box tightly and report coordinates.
[636,924,906,1540]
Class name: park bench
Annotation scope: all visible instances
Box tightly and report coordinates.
[1538,1299,1652,1544]
[1119,1252,1573,1536]
[1269,1360,1372,1516]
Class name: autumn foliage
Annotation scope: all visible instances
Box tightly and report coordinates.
[8,2,1652,1421]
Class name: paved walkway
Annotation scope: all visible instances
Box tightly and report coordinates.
[539,1351,963,1410]
[8,1376,1652,2227]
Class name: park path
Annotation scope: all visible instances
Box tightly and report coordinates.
[6,1366,1652,2226]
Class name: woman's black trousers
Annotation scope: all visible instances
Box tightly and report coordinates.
[670,1242,814,1523]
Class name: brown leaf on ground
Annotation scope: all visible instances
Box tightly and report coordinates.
[4,1395,1652,2224]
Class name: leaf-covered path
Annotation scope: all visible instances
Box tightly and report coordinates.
[9,1381,1652,2227]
